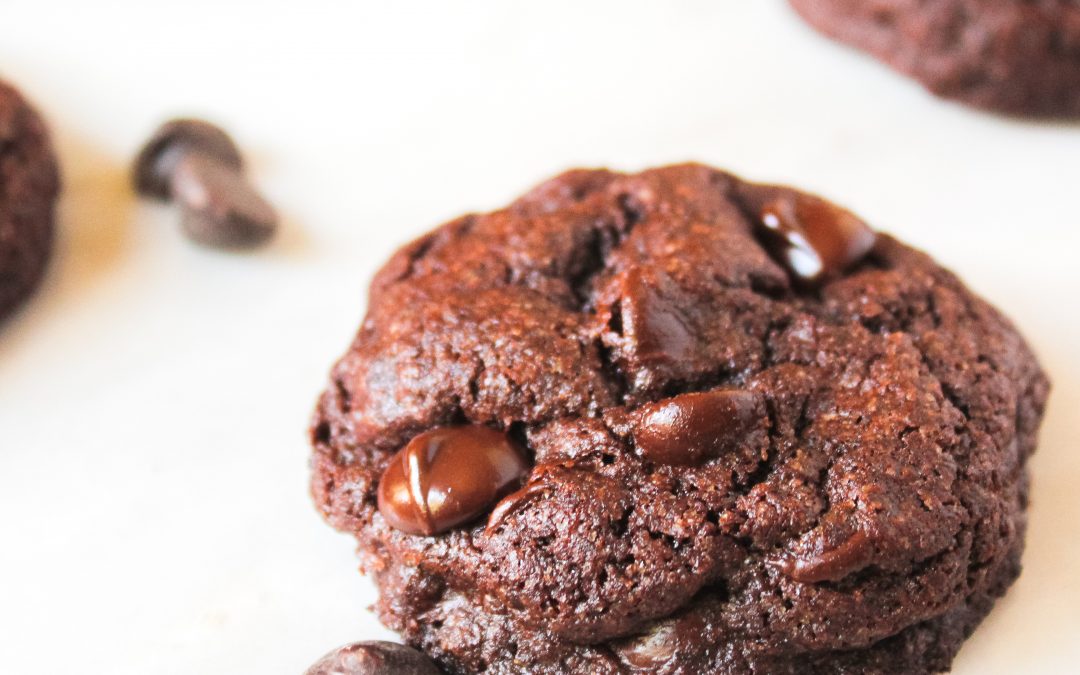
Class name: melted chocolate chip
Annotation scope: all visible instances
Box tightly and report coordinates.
[484,462,576,533]
[755,192,876,286]
[634,389,765,465]
[780,530,875,583]
[377,425,530,536]
[613,268,699,396]
[621,269,695,367]
[304,641,441,675]
[613,622,679,670]
[612,613,707,670]
[485,478,552,533]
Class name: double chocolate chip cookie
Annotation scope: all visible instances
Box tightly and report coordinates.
[789,0,1080,117]
[0,80,59,324]
[311,164,1048,674]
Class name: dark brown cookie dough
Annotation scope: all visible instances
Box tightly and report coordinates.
[0,80,59,323]
[311,164,1049,674]
[788,0,1080,118]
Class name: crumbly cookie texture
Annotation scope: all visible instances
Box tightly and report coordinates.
[0,80,60,323]
[311,164,1048,674]
[789,0,1080,117]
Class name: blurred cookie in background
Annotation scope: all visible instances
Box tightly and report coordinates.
[0,79,60,324]
[789,0,1080,117]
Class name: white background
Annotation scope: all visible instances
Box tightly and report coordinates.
[1,1,1078,673]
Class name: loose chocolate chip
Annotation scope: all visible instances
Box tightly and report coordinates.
[172,153,278,248]
[133,118,277,248]
[634,389,765,465]
[304,641,442,675]
[133,119,243,199]
[755,192,876,286]
[377,425,530,536]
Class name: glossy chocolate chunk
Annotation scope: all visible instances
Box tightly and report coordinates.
[755,192,876,286]
[304,640,442,675]
[634,389,765,465]
[377,425,530,536]
[620,268,695,369]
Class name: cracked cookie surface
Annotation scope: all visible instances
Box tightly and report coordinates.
[0,80,59,324]
[311,164,1048,674]
[789,0,1080,118]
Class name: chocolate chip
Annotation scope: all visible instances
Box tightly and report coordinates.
[133,119,243,199]
[611,268,699,396]
[484,462,574,533]
[377,425,530,536]
[172,153,278,248]
[304,641,442,675]
[611,613,706,670]
[612,622,680,670]
[780,530,875,584]
[485,477,552,534]
[755,191,876,286]
[133,118,277,249]
[620,269,695,369]
[634,389,765,465]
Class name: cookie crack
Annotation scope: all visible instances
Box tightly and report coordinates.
[568,191,647,313]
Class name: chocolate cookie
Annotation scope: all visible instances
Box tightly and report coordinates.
[311,164,1048,674]
[0,80,59,324]
[788,0,1080,117]
[305,641,442,675]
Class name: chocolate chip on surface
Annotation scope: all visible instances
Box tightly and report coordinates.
[377,425,530,536]
[133,118,276,248]
[634,389,766,466]
[172,153,277,248]
[304,641,441,675]
[133,119,243,199]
